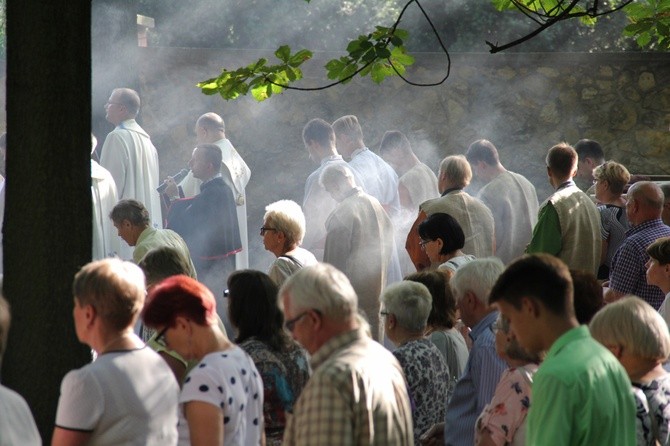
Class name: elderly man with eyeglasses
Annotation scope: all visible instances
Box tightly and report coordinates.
[279,263,413,446]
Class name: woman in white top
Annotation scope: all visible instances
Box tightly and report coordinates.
[143,275,264,446]
[646,237,670,325]
[52,258,179,446]
[418,212,475,272]
[261,200,317,286]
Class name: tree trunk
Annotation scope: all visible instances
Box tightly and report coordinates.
[3,0,92,441]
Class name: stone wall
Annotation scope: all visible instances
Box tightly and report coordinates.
[135,48,670,270]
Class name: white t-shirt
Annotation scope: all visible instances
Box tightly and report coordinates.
[178,346,264,446]
[55,347,179,445]
[0,385,40,446]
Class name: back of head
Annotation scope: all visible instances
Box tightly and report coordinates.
[113,88,140,117]
[73,258,146,331]
[590,296,670,362]
[332,115,364,141]
[439,155,472,188]
[139,246,195,287]
[197,112,226,134]
[629,181,664,213]
[143,275,217,329]
[489,254,574,317]
[110,199,150,226]
[280,263,357,322]
[647,237,670,265]
[418,212,465,254]
[592,161,631,196]
[319,163,355,190]
[302,118,335,148]
[465,139,500,166]
[264,200,306,246]
[546,143,578,178]
[574,139,605,163]
[379,130,412,156]
[570,269,604,324]
[227,270,289,351]
[197,143,223,171]
[451,257,504,305]
[405,270,457,329]
[381,281,432,332]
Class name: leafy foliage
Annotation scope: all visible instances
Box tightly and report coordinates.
[623,0,670,49]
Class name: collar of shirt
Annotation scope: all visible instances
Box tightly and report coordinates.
[201,173,223,188]
[310,328,366,369]
[349,147,368,160]
[556,180,576,191]
[135,226,156,245]
[469,310,499,342]
[626,218,666,237]
[543,325,588,360]
[441,187,463,197]
[320,154,344,166]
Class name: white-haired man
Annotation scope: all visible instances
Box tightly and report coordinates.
[422,258,507,446]
[177,112,251,269]
[381,281,449,445]
[100,88,162,234]
[407,155,495,271]
[320,163,396,341]
[280,263,413,445]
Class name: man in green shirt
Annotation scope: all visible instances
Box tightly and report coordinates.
[489,254,635,446]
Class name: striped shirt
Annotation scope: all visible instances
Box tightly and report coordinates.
[598,204,630,268]
[610,219,670,309]
[444,311,507,446]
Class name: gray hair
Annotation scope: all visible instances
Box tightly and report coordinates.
[318,163,356,189]
[332,115,363,141]
[590,295,670,362]
[451,257,505,305]
[439,155,472,188]
[381,281,432,332]
[112,88,140,117]
[264,200,306,246]
[280,263,357,321]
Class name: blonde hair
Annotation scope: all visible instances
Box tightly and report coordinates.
[592,161,630,195]
[590,296,670,361]
[264,200,306,247]
[73,258,146,331]
[439,155,472,188]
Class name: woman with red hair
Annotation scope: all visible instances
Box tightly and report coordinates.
[143,275,264,446]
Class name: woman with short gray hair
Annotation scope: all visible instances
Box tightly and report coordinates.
[262,200,317,286]
[590,296,670,446]
[381,281,450,445]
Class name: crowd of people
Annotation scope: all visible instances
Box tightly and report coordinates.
[1,86,670,445]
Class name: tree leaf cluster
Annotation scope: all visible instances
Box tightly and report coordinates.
[623,0,670,49]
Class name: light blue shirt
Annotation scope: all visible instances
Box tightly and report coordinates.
[444,311,507,446]
[348,148,400,218]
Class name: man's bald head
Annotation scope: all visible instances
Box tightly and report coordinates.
[196,113,226,144]
[112,88,140,117]
[628,181,664,211]
[627,181,665,226]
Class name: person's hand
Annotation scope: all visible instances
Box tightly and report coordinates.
[420,422,445,446]
[163,176,178,198]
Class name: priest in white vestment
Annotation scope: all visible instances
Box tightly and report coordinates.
[99,88,162,261]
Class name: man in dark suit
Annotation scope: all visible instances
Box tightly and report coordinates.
[166,143,241,300]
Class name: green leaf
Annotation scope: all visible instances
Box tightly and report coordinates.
[637,31,652,46]
[275,45,291,63]
[362,48,378,63]
[289,50,312,66]
[376,47,391,59]
[394,29,409,40]
[390,46,415,65]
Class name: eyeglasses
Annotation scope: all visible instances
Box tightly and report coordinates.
[380,310,390,318]
[155,326,168,345]
[491,319,506,334]
[223,289,230,298]
[419,239,434,249]
[284,309,321,332]
[260,227,277,236]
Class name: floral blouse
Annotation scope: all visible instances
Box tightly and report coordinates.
[634,373,670,446]
[475,364,537,446]
[393,338,450,445]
